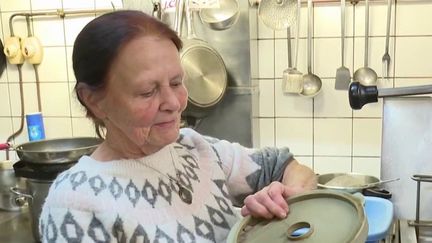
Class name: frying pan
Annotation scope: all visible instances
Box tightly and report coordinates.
[0,137,102,164]
[175,0,228,120]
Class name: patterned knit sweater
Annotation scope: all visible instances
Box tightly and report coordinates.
[39,128,293,243]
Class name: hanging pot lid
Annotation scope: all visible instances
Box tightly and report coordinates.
[227,190,368,243]
[258,0,297,30]
[182,44,227,108]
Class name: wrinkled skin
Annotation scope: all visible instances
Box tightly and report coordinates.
[78,36,188,160]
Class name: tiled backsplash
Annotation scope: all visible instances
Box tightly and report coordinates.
[252,0,432,177]
[1,0,432,178]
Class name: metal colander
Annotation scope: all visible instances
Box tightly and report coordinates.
[258,0,297,30]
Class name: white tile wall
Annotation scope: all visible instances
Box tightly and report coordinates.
[314,118,352,156]
[254,0,432,178]
[32,18,65,46]
[0,0,431,179]
[275,118,313,156]
[0,83,10,116]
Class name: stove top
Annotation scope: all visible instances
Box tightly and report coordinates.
[13,160,75,181]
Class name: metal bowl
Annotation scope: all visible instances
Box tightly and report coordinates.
[317,173,380,193]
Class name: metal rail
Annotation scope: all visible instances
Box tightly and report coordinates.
[250,0,430,7]
[9,8,114,36]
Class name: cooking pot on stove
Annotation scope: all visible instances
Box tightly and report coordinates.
[0,160,24,211]
[227,190,368,242]
[0,137,102,164]
[10,160,75,242]
[11,179,52,242]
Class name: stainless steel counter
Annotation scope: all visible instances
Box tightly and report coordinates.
[0,208,35,242]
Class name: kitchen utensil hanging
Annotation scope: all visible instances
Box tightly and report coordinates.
[258,0,297,30]
[199,0,240,30]
[300,0,321,97]
[282,0,303,94]
[382,0,392,82]
[176,0,228,122]
[282,27,303,94]
[335,0,351,90]
[353,0,377,86]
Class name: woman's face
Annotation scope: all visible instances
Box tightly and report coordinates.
[97,36,187,153]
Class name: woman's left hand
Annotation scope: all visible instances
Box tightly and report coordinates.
[240,181,304,219]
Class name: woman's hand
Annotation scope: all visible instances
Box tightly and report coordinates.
[240,181,304,219]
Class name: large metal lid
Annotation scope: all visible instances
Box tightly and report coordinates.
[181,44,227,108]
[228,190,368,243]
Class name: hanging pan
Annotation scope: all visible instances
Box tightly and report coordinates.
[258,0,298,30]
[175,0,228,120]
[199,0,240,31]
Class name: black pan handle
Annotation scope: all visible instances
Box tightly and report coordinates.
[349,82,378,110]
[363,187,392,199]
[349,81,432,110]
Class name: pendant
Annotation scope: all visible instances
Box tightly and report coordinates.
[177,182,193,204]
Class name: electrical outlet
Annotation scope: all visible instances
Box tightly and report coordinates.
[3,36,24,64]
[21,37,44,64]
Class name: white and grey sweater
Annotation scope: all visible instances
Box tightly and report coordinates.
[39,128,293,243]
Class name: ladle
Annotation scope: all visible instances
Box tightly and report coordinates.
[353,0,377,86]
[301,0,321,97]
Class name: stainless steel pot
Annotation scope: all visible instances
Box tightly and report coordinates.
[0,160,24,211]
[0,137,102,164]
[199,0,240,30]
[11,179,52,242]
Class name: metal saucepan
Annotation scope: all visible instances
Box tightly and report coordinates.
[317,172,399,194]
[176,0,228,120]
[199,0,240,31]
[0,137,102,164]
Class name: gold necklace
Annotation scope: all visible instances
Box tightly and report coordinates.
[140,146,193,204]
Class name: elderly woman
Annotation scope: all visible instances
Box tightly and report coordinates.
[39,10,316,242]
